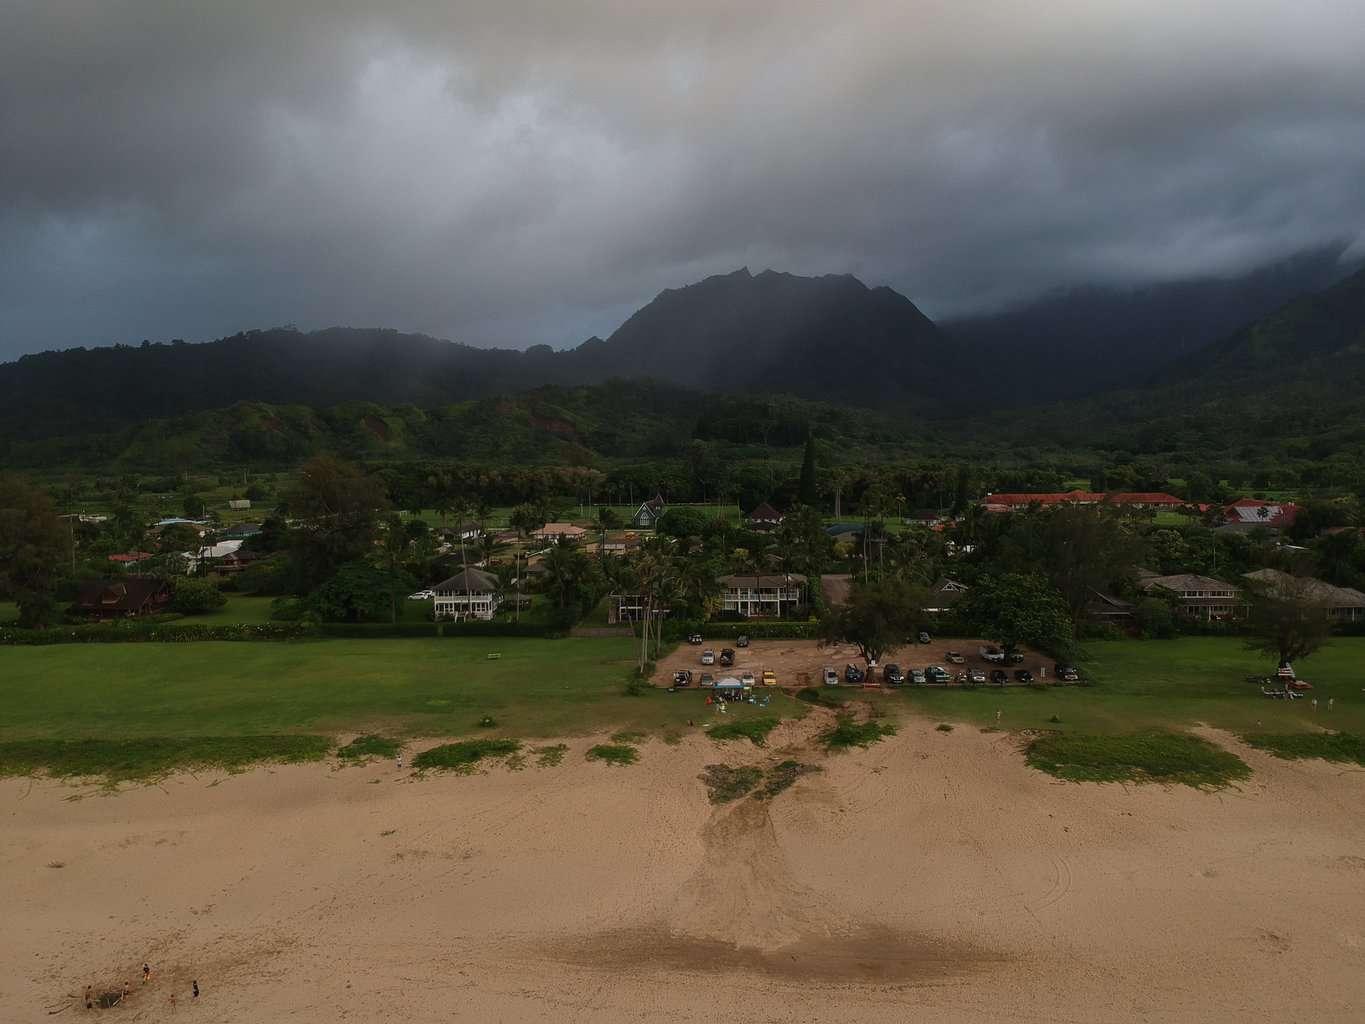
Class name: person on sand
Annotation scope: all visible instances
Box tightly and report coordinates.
[396,754,403,770]
[143,962,151,984]
[192,980,199,1000]
[85,984,93,1009]
[120,981,130,1003]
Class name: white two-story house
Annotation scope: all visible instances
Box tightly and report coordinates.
[433,567,501,621]
[718,573,807,618]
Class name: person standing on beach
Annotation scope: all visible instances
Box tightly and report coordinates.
[192,980,199,1000]
[84,984,93,1009]
[142,962,151,984]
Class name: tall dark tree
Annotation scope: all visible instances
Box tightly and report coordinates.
[959,572,1075,657]
[286,456,390,593]
[0,475,68,628]
[819,576,926,668]
[798,433,818,506]
[1244,573,1332,668]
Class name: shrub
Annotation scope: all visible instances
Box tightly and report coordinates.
[170,578,227,615]
[820,715,896,751]
[338,735,401,760]
[1025,731,1251,788]
[412,739,520,772]
[586,743,638,765]
[708,716,780,746]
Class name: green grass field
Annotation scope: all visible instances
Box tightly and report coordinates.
[900,637,1365,734]
[0,637,789,745]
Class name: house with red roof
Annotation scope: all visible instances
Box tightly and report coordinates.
[983,491,1184,513]
[1221,498,1299,533]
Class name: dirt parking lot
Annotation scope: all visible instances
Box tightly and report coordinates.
[653,636,1054,688]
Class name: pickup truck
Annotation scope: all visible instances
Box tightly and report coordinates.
[979,645,1005,664]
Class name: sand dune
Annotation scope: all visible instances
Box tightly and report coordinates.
[3,720,1363,1022]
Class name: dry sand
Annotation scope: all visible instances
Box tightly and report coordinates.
[3,716,1363,1023]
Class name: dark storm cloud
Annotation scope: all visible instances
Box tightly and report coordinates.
[2,1,1363,357]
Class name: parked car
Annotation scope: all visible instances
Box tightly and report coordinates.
[925,665,950,684]
[883,664,903,685]
[989,669,1008,685]
[736,635,750,648]
[968,668,988,685]
[822,666,839,686]
[699,672,715,688]
[980,645,1005,663]
[1013,669,1034,683]
[1006,650,1025,665]
[701,649,715,665]
[407,589,435,600]
[687,633,703,645]
[844,663,865,684]
[672,669,693,686]
[719,648,735,666]
[739,670,755,687]
[909,668,927,685]
[917,631,931,644]
[1054,663,1080,682]
[761,670,778,687]
[944,650,965,664]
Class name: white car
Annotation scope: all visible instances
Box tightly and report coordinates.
[701,649,716,665]
[408,589,435,600]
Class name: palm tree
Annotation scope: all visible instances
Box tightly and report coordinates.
[541,540,589,610]
[478,531,508,567]
[382,513,408,623]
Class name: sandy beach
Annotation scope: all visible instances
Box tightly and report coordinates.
[4,718,1363,1023]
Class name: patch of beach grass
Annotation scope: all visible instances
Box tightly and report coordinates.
[1025,730,1250,788]
[412,738,520,773]
[795,687,846,709]
[756,760,822,799]
[700,764,763,803]
[610,730,646,744]
[337,734,401,760]
[1243,731,1365,765]
[586,743,638,766]
[820,716,896,751]
[0,736,330,785]
[533,743,568,767]
[708,716,780,746]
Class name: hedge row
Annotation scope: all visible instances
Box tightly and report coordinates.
[318,621,563,639]
[0,622,315,645]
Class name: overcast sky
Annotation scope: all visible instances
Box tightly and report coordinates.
[3,1,1364,360]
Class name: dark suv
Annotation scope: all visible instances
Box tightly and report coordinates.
[719,648,735,666]
[1054,663,1080,682]
[844,663,865,684]
[883,664,903,685]
[989,669,1008,685]
[1013,669,1034,683]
